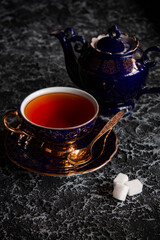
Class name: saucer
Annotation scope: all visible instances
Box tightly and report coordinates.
[5,118,117,176]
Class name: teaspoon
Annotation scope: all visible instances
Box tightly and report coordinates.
[67,109,126,165]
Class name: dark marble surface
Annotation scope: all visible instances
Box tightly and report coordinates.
[0,0,160,239]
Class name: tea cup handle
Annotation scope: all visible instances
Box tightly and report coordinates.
[3,110,34,138]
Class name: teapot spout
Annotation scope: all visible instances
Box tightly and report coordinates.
[51,28,86,87]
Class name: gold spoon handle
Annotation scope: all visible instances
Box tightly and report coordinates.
[90,109,125,147]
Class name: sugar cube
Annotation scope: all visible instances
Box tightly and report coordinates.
[113,183,129,201]
[113,173,129,186]
[125,179,143,196]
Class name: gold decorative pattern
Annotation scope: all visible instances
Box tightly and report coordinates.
[123,58,134,73]
[102,60,117,74]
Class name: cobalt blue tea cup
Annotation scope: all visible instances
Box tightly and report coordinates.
[3,87,99,145]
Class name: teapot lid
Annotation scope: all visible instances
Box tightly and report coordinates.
[91,25,139,55]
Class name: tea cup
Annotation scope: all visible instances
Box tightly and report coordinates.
[3,87,99,145]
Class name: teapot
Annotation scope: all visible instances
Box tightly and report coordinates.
[51,25,160,114]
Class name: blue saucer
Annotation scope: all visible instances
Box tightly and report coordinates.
[5,118,117,176]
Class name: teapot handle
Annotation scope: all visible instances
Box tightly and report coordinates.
[142,46,160,68]
[141,46,160,94]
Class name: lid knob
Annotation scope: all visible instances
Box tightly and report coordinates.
[108,25,121,40]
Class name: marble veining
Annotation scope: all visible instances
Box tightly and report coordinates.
[0,0,160,239]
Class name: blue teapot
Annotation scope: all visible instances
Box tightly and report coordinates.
[51,25,160,114]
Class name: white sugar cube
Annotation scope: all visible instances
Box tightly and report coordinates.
[125,179,143,196]
[113,173,129,186]
[113,183,129,201]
